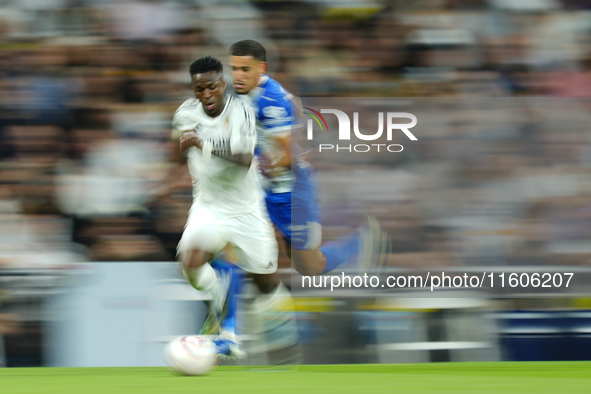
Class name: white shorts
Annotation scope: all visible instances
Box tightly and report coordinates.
[177,204,278,274]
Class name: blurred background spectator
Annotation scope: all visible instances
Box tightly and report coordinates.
[2,0,591,367]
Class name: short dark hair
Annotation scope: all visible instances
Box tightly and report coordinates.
[230,40,266,62]
[189,56,223,76]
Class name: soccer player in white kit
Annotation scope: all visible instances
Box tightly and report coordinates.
[172,56,278,360]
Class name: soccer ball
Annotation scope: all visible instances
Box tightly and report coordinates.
[163,336,218,376]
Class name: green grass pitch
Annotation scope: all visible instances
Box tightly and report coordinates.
[2,362,591,394]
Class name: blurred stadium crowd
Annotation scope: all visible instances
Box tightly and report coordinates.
[2,0,591,267]
[3,0,591,365]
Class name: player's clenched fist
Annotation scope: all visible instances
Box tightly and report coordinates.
[180,131,202,152]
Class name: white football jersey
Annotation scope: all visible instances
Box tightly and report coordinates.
[172,95,264,217]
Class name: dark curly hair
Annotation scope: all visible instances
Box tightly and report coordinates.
[230,40,266,62]
[189,56,223,76]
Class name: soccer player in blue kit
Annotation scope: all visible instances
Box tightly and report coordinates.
[229,39,389,280]
[216,40,390,365]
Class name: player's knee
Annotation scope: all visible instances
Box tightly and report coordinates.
[291,249,325,276]
[181,249,211,271]
[294,263,323,276]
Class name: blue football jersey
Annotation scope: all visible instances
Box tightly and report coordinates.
[247,75,322,249]
[249,75,294,193]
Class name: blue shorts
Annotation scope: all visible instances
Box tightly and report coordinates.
[265,163,322,250]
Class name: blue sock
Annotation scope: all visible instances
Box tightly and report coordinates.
[319,231,361,274]
[210,258,242,336]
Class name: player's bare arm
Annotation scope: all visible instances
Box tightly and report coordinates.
[258,133,292,178]
[180,131,200,153]
[179,131,252,167]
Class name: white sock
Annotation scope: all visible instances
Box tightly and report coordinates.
[219,329,241,345]
[251,282,300,360]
